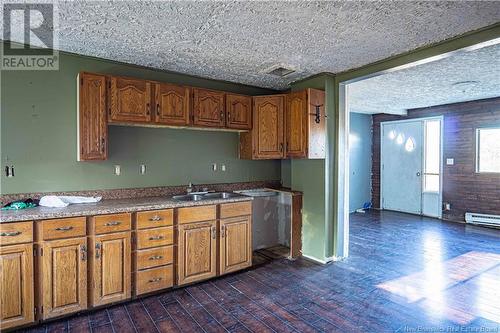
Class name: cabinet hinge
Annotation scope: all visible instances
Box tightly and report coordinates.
[34,306,37,316]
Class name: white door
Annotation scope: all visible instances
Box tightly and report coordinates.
[381,120,423,214]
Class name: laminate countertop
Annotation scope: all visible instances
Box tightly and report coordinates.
[0,195,253,223]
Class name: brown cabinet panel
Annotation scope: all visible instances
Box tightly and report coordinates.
[78,72,108,161]
[155,83,190,126]
[177,221,217,285]
[220,216,252,275]
[40,238,87,320]
[135,227,173,250]
[226,94,252,130]
[0,244,34,330]
[134,265,173,296]
[177,205,216,224]
[135,209,173,229]
[286,90,308,158]
[193,88,225,128]
[219,201,252,219]
[109,76,152,123]
[90,232,131,307]
[37,217,86,241]
[0,221,33,246]
[240,95,285,159]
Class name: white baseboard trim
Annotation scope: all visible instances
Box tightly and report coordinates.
[301,254,342,265]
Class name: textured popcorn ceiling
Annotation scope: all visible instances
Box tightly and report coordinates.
[6,1,500,89]
[349,43,500,115]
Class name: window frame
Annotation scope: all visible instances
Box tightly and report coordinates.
[476,126,500,174]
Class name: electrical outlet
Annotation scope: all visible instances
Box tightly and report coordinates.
[212,163,217,171]
[221,164,226,172]
[140,164,146,175]
[446,158,454,165]
[444,203,451,211]
[114,165,121,176]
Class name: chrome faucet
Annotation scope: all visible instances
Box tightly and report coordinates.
[186,182,194,194]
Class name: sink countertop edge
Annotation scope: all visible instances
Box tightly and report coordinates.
[0,196,253,223]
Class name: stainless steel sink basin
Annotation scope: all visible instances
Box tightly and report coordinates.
[172,192,242,201]
[203,192,240,199]
[172,194,205,201]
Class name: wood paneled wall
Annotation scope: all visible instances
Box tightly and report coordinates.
[372,97,500,222]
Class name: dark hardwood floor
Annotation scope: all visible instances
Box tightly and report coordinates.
[18,211,500,333]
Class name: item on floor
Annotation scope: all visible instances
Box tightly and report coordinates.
[363,202,372,209]
[39,195,102,208]
[356,208,366,213]
[1,198,38,210]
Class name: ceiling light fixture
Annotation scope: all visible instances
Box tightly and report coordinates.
[451,80,480,93]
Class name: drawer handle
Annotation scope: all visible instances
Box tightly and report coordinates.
[55,226,74,231]
[149,255,163,260]
[149,235,164,241]
[148,277,162,283]
[104,221,121,226]
[149,215,163,222]
[0,231,21,237]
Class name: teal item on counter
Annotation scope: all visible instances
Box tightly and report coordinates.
[1,201,37,210]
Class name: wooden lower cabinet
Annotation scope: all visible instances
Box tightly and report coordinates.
[0,243,34,330]
[39,237,87,320]
[220,216,252,275]
[177,220,217,285]
[89,232,131,307]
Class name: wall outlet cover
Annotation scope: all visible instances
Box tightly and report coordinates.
[212,163,217,171]
[140,164,146,175]
[221,164,226,172]
[114,165,121,176]
[446,158,454,165]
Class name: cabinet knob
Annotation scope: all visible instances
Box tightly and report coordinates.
[149,235,164,241]
[55,226,74,231]
[148,255,163,260]
[104,221,121,226]
[148,277,162,283]
[149,215,163,222]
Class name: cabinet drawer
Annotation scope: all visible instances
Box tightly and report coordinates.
[135,265,173,296]
[38,217,86,240]
[220,201,252,219]
[135,245,173,270]
[0,221,33,246]
[136,227,173,249]
[177,205,216,224]
[91,213,131,235]
[136,209,173,229]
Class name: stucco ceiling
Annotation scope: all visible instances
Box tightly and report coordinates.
[348,43,500,115]
[5,1,500,89]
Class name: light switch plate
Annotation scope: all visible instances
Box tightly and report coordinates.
[212,163,217,171]
[221,164,226,172]
[446,158,454,165]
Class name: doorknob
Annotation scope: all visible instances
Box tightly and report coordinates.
[416,172,421,176]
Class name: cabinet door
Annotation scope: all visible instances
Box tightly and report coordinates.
[0,244,34,330]
[40,238,87,320]
[90,232,131,306]
[155,83,190,126]
[286,90,308,158]
[226,94,252,130]
[78,72,107,161]
[177,221,217,285]
[109,76,152,123]
[253,95,285,159]
[192,88,225,127]
[220,216,252,275]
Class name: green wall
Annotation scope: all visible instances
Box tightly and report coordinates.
[0,47,280,194]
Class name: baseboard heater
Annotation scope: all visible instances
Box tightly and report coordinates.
[465,212,500,227]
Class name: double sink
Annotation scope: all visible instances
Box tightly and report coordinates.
[172,192,243,202]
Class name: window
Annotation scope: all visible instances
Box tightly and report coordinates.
[477,127,500,173]
[424,120,441,192]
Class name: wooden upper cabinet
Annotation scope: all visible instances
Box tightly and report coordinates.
[40,237,87,320]
[192,88,225,128]
[154,83,190,126]
[220,216,252,275]
[177,220,217,285]
[78,72,107,161]
[240,95,285,159]
[286,90,308,158]
[109,76,152,123]
[226,94,252,130]
[90,231,131,307]
[0,244,34,330]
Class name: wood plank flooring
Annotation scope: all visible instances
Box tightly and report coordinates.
[18,210,500,332]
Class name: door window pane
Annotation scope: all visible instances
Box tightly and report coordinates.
[425,120,440,174]
[424,174,440,192]
[477,128,500,173]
